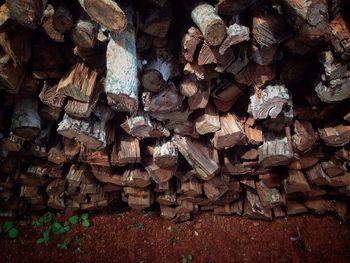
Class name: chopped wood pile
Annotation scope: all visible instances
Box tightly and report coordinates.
[1,0,350,221]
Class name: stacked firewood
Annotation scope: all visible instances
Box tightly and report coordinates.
[0,0,350,221]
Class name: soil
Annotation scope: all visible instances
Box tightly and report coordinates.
[1,210,350,263]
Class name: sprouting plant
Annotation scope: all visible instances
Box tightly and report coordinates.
[0,220,19,239]
[57,238,71,250]
[181,255,193,263]
[127,223,144,229]
[168,227,180,244]
[81,213,90,227]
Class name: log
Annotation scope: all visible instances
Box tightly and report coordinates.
[122,168,150,188]
[319,125,350,147]
[283,170,311,194]
[249,45,279,66]
[124,187,153,209]
[11,97,41,139]
[145,159,176,183]
[258,132,294,168]
[0,59,26,94]
[235,62,275,88]
[250,84,293,122]
[330,15,350,60]
[219,23,250,55]
[314,77,350,103]
[41,4,64,42]
[111,133,141,167]
[52,4,73,34]
[70,18,96,49]
[57,104,114,150]
[174,135,219,180]
[153,139,178,168]
[57,63,98,103]
[256,181,284,209]
[6,0,47,29]
[121,110,170,139]
[292,120,317,152]
[48,143,65,165]
[286,201,308,215]
[211,113,245,150]
[77,0,127,32]
[189,1,227,46]
[141,48,174,92]
[243,191,272,220]
[252,8,292,47]
[307,164,331,186]
[179,74,199,97]
[321,158,346,177]
[0,3,15,32]
[105,8,138,116]
[188,80,210,110]
[182,26,202,63]
[195,103,220,135]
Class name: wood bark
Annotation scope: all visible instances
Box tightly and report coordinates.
[111,133,141,166]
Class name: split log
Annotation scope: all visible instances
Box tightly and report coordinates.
[70,18,96,49]
[222,154,254,176]
[189,1,227,46]
[330,15,350,60]
[250,84,293,122]
[219,23,250,55]
[39,82,66,109]
[319,125,350,147]
[249,45,279,66]
[122,168,150,188]
[256,181,284,209]
[307,164,331,186]
[314,77,350,103]
[121,110,170,139]
[111,133,141,166]
[245,124,263,145]
[0,3,15,32]
[11,97,41,139]
[252,8,292,47]
[153,139,178,168]
[105,8,138,116]
[321,158,346,177]
[330,173,350,187]
[77,0,127,32]
[48,143,65,165]
[182,26,202,63]
[6,0,47,29]
[212,81,245,112]
[0,133,24,152]
[235,62,275,88]
[141,48,174,92]
[174,135,219,180]
[0,59,26,94]
[160,205,176,220]
[57,63,98,103]
[188,80,210,110]
[195,103,220,135]
[292,120,317,152]
[143,83,184,114]
[283,170,311,194]
[63,138,80,161]
[179,74,199,97]
[258,132,294,168]
[211,113,245,150]
[124,187,153,210]
[304,199,335,215]
[145,160,176,183]
[57,104,114,150]
[178,177,202,197]
[243,191,272,220]
[286,201,308,215]
[52,4,73,34]
[42,4,64,42]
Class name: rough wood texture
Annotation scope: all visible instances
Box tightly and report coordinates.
[153,139,178,168]
[307,163,331,186]
[292,120,317,152]
[57,63,98,103]
[189,1,227,46]
[52,4,73,34]
[6,0,47,29]
[195,103,220,135]
[57,105,114,150]
[284,170,311,194]
[250,84,293,122]
[174,135,219,180]
[77,0,127,32]
[111,133,141,166]
[319,125,350,147]
[219,23,250,55]
[70,18,96,49]
[259,132,294,168]
[182,26,202,63]
[243,191,272,220]
[0,59,26,94]
[11,97,41,139]
[105,8,138,116]
[211,113,245,150]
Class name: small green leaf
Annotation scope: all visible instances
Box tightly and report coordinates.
[36,237,46,245]
[68,215,79,224]
[3,220,15,232]
[182,257,187,263]
[82,219,90,228]
[8,228,19,239]
[135,223,143,229]
[43,229,51,239]
[188,255,192,262]
[81,213,89,220]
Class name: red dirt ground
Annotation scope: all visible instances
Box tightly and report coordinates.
[1,210,350,263]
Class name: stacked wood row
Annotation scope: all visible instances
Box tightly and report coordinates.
[0,0,350,221]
